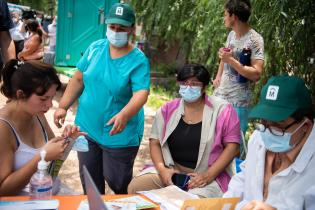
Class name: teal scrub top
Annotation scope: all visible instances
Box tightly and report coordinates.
[75,39,150,148]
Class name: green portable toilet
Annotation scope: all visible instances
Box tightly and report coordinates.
[55,0,118,67]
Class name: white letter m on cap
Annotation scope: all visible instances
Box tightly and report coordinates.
[116,7,123,16]
[266,85,279,100]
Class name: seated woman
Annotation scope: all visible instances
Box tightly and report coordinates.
[17,19,44,61]
[128,64,240,198]
[0,59,84,196]
[224,75,315,210]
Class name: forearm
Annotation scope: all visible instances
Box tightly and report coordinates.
[19,47,36,57]
[227,58,263,82]
[215,61,224,79]
[205,143,239,183]
[0,31,15,62]
[120,90,149,119]
[58,71,84,110]
[0,155,40,196]
[150,140,167,173]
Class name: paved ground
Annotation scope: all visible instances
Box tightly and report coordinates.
[0,75,155,194]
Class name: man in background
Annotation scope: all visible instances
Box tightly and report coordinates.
[9,11,26,57]
[213,0,264,158]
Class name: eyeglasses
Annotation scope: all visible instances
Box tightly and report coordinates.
[178,81,203,87]
[254,120,297,136]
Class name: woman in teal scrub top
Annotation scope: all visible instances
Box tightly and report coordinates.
[53,3,150,194]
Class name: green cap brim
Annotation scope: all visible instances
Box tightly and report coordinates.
[249,103,296,122]
[105,18,133,27]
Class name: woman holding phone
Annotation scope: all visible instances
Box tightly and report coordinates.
[128,64,240,198]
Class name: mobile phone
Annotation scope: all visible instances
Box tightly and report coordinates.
[172,173,190,191]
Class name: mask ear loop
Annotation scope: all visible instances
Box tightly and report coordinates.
[289,118,308,147]
[290,118,308,135]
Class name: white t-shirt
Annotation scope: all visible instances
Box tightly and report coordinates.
[48,23,56,48]
[9,20,26,41]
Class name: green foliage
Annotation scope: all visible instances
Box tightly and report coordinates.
[8,0,56,15]
[147,86,174,110]
[153,63,177,77]
[132,0,315,104]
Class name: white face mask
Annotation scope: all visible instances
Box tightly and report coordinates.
[106,27,128,47]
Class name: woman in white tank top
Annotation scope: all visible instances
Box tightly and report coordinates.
[0,60,84,196]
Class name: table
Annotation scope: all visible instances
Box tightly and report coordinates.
[0,194,160,210]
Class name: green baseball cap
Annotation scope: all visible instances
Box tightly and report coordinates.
[105,3,135,27]
[249,75,313,122]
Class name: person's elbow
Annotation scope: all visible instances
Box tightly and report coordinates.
[250,60,264,82]
[135,89,149,104]
[250,69,262,82]
[226,143,240,157]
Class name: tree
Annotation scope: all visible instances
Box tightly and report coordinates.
[8,0,56,15]
[132,0,315,102]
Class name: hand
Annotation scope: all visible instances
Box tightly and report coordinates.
[61,124,87,139]
[159,167,176,186]
[187,172,211,189]
[106,111,129,136]
[241,200,276,210]
[17,53,24,60]
[54,107,67,128]
[212,77,221,88]
[218,47,233,64]
[43,137,68,161]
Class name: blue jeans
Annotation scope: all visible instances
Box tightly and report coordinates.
[233,106,249,159]
[233,106,249,134]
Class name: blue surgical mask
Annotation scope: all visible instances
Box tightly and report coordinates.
[106,27,128,47]
[179,85,202,102]
[72,136,89,152]
[259,120,307,153]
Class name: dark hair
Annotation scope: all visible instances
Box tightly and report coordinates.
[177,64,210,87]
[291,107,314,123]
[224,0,251,23]
[26,19,43,41]
[0,59,61,99]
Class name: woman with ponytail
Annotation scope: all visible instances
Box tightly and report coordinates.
[17,19,44,61]
[0,60,84,196]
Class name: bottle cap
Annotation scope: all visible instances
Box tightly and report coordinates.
[38,150,48,170]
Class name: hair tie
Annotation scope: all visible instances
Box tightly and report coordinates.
[14,61,25,69]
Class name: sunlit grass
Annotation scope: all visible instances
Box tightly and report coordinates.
[147,86,175,110]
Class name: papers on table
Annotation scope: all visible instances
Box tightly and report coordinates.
[109,195,158,209]
[0,199,59,210]
[77,196,157,210]
[138,185,199,210]
[77,199,136,210]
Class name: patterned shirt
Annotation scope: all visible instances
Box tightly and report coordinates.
[214,29,264,107]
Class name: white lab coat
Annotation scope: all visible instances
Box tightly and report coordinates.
[224,127,315,210]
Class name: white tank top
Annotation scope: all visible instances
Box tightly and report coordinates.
[0,117,56,195]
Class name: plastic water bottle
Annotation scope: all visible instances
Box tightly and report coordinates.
[29,150,53,200]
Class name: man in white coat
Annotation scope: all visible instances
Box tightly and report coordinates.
[224,75,315,210]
